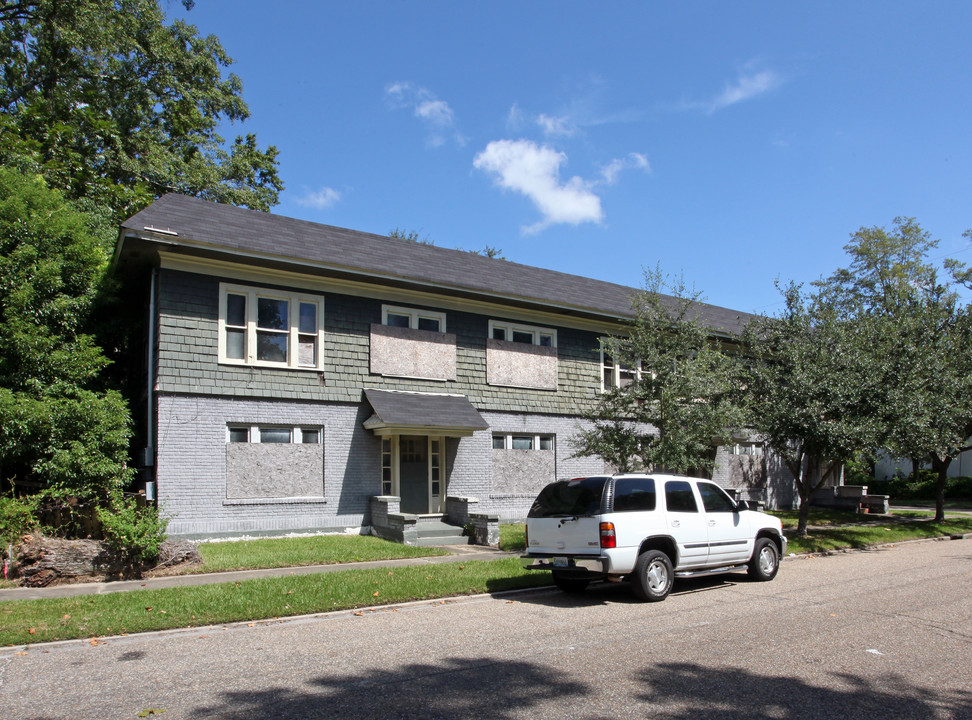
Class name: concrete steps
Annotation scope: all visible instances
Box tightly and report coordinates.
[414,519,469,547]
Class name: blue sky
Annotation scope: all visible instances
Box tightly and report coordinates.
[171,1,972,314]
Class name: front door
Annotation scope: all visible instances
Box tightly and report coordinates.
[399,435,428,513]
[397,435,444,514]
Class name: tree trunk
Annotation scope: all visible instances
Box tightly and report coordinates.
[911,456,921,485]
[12,534,201,586]
[930,453,949,523]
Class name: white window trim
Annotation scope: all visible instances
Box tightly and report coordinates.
[491,433,555,451]
[382,304,446,332]
[600,342,643,393]
[218,283,325,371]
[226,425,322,444]
[489,320,557,347]
[728,442,764,456]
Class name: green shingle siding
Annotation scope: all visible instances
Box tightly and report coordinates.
[157,269,603,414]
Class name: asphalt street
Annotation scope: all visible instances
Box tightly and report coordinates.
[1,538,970,720]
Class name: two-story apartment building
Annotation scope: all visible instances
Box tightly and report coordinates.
[113,194,795,538]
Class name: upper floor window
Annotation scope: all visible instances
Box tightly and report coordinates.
[219,284,325,370]
[489,320,556,347]
[601,344,642,392]
[382,304,446,333]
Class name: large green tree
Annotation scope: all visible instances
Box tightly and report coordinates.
[0,0,282,224]
[742,284,881,535]
[0,168,132,505]
[819,219,972,522]
[572,269,746,475]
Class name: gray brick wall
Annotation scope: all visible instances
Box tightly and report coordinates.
[156,394,379,536]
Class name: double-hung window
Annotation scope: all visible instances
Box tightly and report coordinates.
[601,343,642,392]
[219,284,325,370]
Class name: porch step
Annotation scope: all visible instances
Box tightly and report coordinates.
[414,520,469,547]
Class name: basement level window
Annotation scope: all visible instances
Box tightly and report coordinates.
[492,433,555,451]
[227,426,322,444]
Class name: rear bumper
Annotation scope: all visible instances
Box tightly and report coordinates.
[520,554,608,575]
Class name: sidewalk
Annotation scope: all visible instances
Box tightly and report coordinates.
[0,544,515,602]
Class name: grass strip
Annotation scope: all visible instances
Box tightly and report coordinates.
[784,516,972,554]
[184,535,447,574]
[0,558,550,646]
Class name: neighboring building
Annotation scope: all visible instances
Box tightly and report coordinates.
[113,194,795,538]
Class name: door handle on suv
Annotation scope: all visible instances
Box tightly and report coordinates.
[671,520,680,527]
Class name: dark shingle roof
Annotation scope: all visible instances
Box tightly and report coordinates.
[119,194,752,334]
[363,390,489,431]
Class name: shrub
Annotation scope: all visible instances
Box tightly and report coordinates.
[97,493,168,565]
[0,494,39,551]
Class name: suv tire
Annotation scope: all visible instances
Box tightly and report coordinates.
[631,549,674,602]
[748,537,780,581]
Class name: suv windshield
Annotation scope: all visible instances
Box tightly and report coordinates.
[528,477,608,518]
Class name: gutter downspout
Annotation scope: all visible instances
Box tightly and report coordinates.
[145,268,157,501]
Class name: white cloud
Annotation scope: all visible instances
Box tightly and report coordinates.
[473,139,603,234]
[536,113,577,137]
[600,153,650,185]
[385,82,465,147]
[296,187,342,210]
[707,69,781,114]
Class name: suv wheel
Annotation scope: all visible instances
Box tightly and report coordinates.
[632,550,674,602]
[748,538,780,581]
[552,572,590,594]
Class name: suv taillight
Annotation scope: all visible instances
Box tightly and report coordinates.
[599,522,616,549]
[524,525,529,548]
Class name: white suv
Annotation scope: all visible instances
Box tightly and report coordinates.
[521,474,787,601]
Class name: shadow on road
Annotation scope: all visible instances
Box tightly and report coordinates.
[495,572,746,608]
[634,661,972,720]
[187,655,972,720]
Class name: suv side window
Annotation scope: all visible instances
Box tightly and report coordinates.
[698,482,737,513]
[613,478,656,512]
[664,480,698,513]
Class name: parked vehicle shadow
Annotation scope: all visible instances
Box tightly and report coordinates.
[491,572,746,607]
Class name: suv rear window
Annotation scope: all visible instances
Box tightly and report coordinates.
[613,477,656,512]
[528,477,608,518]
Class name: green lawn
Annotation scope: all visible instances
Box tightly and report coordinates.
[0,557,548,646]
[183,534,447,574]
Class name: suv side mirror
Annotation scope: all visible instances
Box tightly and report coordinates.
[735,500,750,512]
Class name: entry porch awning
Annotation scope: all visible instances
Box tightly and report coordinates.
[362,389,489,437]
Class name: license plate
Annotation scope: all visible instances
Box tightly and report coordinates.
[552,556,568,567]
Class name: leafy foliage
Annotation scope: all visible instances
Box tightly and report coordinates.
[0,494,39,549]
[572,268,746,474]
[0,168,133,503]
[97,492,168,564]
[0,0,282,224]
[742,283,883,534]
[818,218,972,521]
